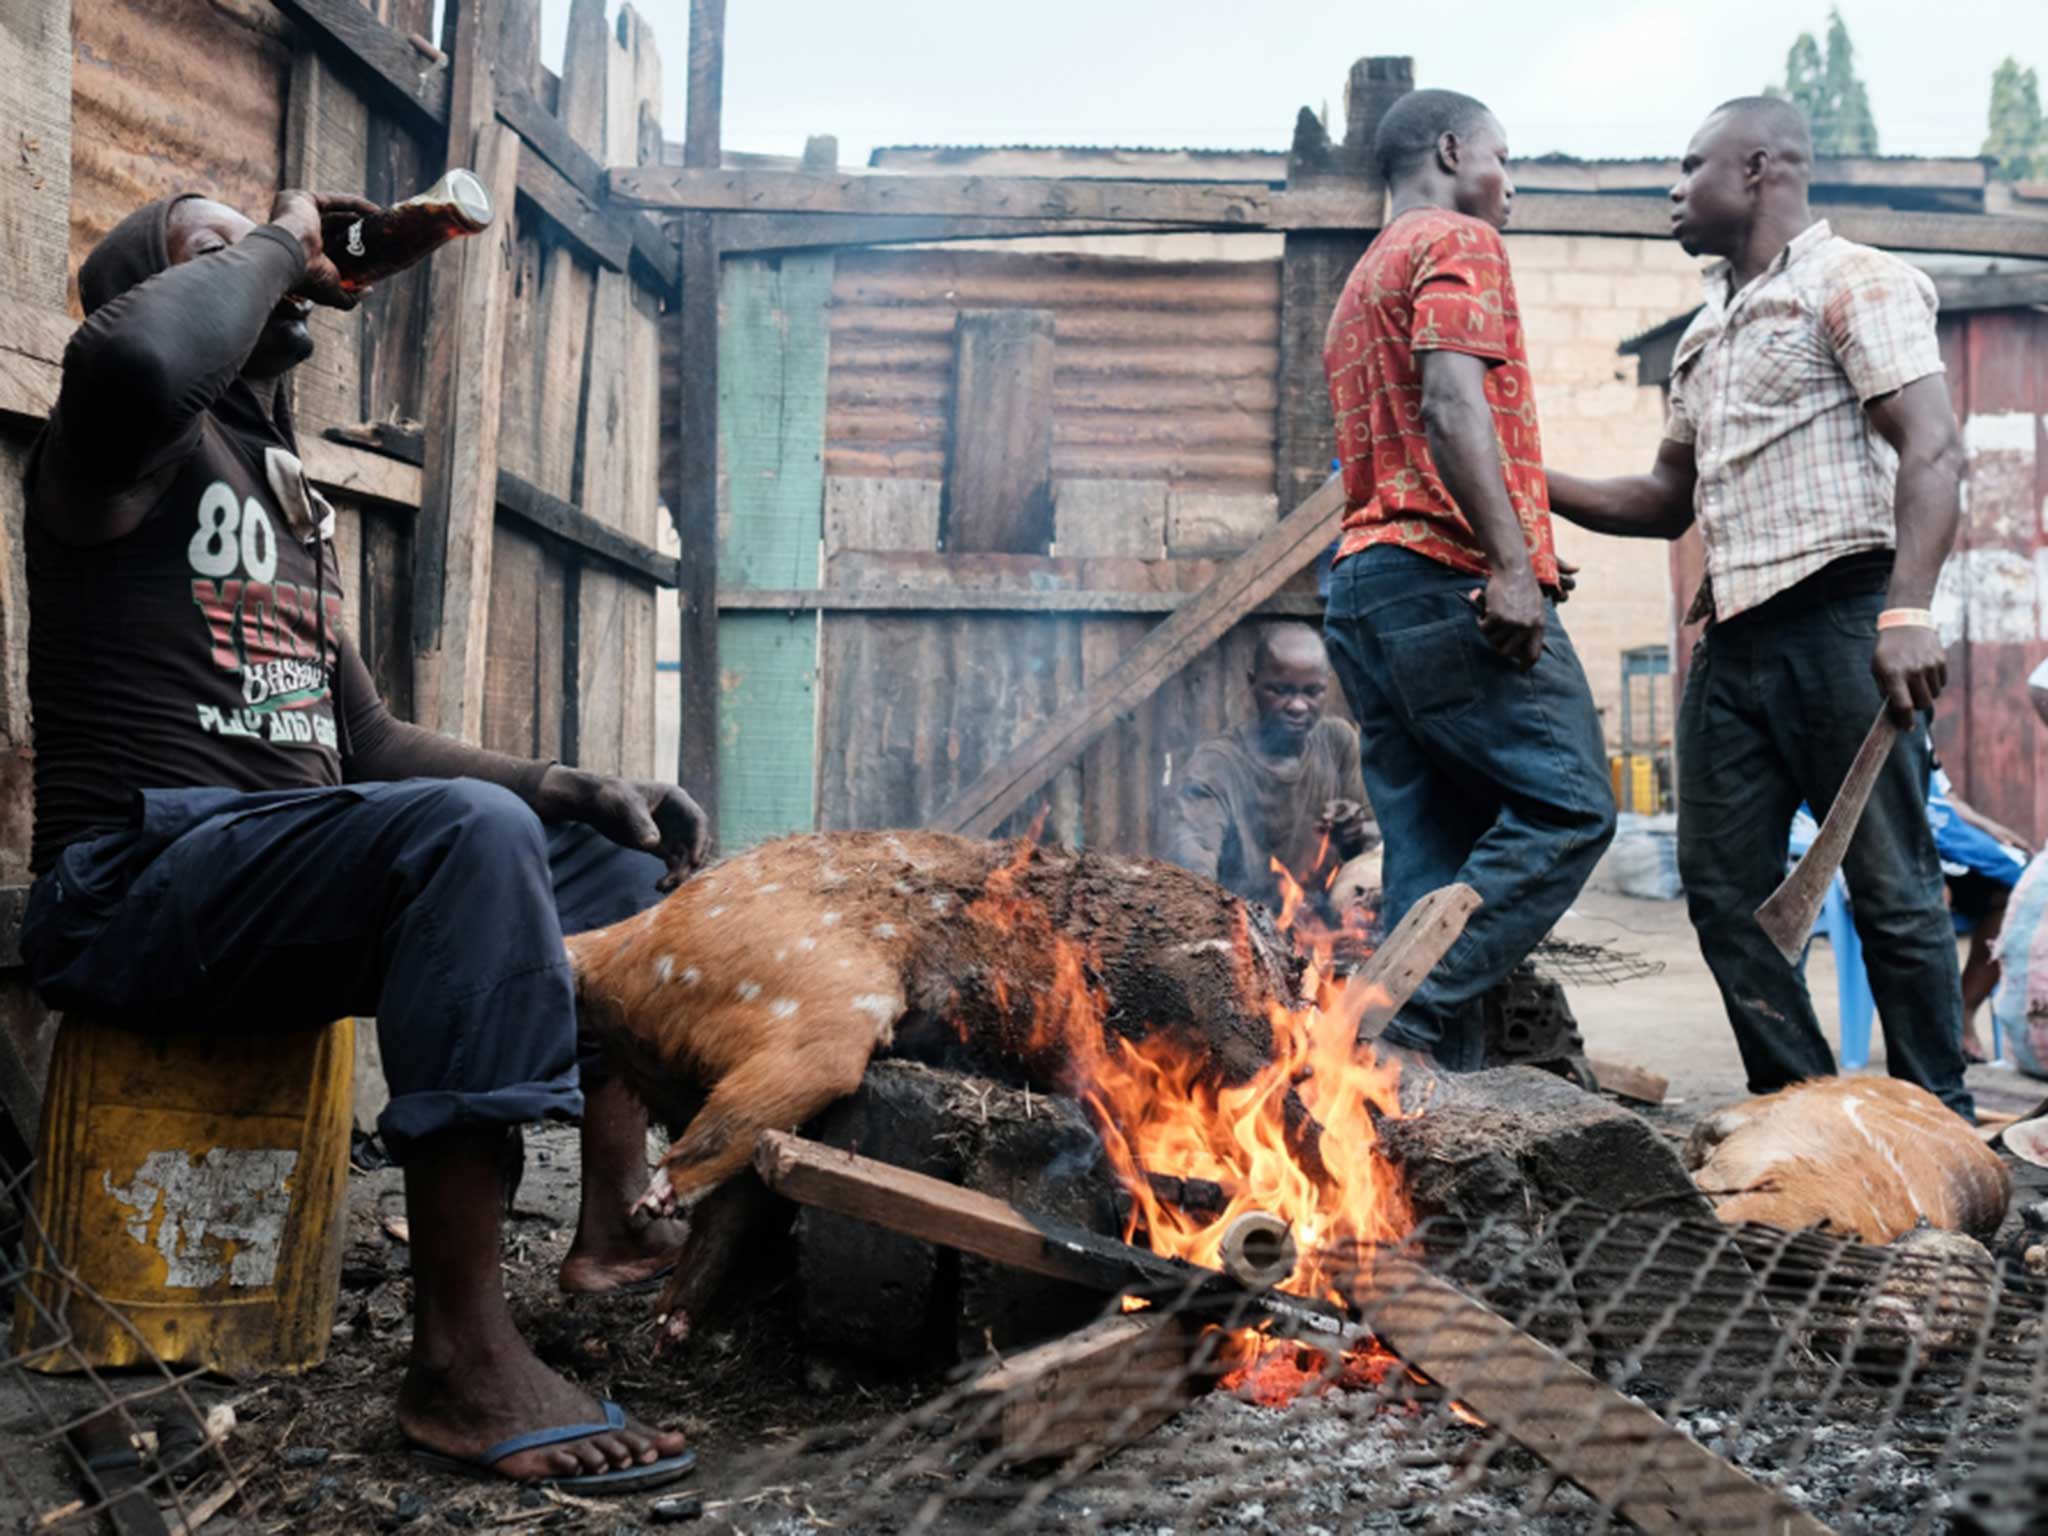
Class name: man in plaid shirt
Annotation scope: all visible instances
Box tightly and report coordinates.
[1549,97,1972,1117]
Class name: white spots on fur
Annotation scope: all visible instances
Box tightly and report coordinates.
[680,967,702,987]
[775,948,788,963]
[1179,938,1232,957]
[735,980,762,1002]
[852,994,897,1023]
[874,922,898,939]
[759,882,782,894]
[706,905,728,919]
[653,955,675,984]
[769,998,800,1021]
[795,936,818,953]
[837,958,853,970]
[892,880,913,897]
[821,911,842,927]
[930,892,954,915]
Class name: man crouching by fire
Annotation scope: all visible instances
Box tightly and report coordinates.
[18,187,705,1490]
[1319,88,1617,1071]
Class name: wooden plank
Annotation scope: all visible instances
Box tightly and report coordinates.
[758,1130,1825,1536]
[283,38,370,437]
[328,425,677,584]
[0,0,72,310]
[620,7,664,779]
[715,212,1197,254]
[1349,884,1485,1043]
[482,526,544,755]
[414,115,522,743]
[824,476,941,555]
[613,168,2048,259]
[674,0,726,818]
[941,309,1055,555]
[931,473,1347,837]
[359,507,415,720]
[720,586,1323,616]
[0,294,68,425]
[268,0,679,290]
[1586,1058,1670,1107]
[964,1314,1206,1463]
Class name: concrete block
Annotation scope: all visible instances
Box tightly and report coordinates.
[1053,478,1167,558]
[1551,271,1613,308]
[1614,273,1689,312]
[1521,305,1576,344]
[824,476,942,554]
[1166,490,1279,556]
[1510,268,1553,305]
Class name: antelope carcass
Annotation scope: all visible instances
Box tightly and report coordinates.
[1684,1077,2010,1244]
[567,830,1311,1225]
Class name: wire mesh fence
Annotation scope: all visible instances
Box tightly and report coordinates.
[8,1124,2047,1536]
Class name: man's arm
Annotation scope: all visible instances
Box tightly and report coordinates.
[1417,348,1544,671]
[1547,439,1700,541]
[335,638,710,884]
[1865,374,1965,727]
[1160,778,1229,882]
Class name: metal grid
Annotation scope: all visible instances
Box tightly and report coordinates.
[0,1157,284,1534]
[6,1148,2047,1535]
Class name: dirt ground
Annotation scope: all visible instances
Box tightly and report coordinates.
[6,890,2045,1535]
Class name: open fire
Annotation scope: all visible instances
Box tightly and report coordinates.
[961,838,1411,1403]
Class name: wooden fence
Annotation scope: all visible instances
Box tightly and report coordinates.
[0,0,677,1153]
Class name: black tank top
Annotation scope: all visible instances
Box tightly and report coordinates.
[27,414,345,872]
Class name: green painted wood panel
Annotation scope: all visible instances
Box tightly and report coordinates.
[716,252,833,848]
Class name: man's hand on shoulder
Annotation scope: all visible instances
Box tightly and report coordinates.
[537,765,711,890]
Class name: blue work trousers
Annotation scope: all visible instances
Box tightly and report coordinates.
[1323,546,1616,1068]
[19,780,666,1160]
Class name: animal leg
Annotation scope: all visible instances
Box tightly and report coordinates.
[633,1034,877,1223]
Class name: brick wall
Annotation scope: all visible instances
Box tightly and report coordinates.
[1507,234,1704,752]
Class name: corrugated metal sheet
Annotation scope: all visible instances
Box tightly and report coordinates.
[826,250,1282,495]
[69,0,291,310]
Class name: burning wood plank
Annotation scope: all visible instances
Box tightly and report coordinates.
[962,1313,1212,1463]
[1348,883,1483,1043]
[755,1130,1831,1536]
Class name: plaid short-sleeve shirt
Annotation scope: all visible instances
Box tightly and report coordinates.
[1322,207,1558,587]
[1666,221,1944,620]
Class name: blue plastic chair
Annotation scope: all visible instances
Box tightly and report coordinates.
[1789,813,1874,1070]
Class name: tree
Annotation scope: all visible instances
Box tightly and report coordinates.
[1766,7,1880,156]
[1983,57,2048,181]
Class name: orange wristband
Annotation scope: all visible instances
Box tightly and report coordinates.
[1876,608,1935,631]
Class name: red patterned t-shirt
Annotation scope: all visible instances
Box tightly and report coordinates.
[1322,207,1557,587]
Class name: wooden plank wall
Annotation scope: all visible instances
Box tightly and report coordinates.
[716,252,836,849]
[0,0,676,1125]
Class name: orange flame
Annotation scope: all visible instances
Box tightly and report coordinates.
[964,841,1410,1403]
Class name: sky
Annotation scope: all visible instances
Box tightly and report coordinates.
[531,0,2044,167]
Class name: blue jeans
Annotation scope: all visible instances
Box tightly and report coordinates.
[1324,547,1617,1068]
[19,781,668,1160]
[1677,572,1971,1118]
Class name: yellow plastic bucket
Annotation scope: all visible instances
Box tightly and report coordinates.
[13,1014,354,1375]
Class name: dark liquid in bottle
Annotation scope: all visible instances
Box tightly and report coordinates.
[319,170,493,294]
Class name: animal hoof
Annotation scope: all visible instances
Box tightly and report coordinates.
[631,1169,678,1225]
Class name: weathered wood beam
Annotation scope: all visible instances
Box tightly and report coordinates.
[1348,883,1484,1044]
[674,0,724,829]
[326,427,677,587]
[930,474,1348,838]
[267,0,679,291]
[611,168,2048,258]
[713,212,1198,253]
[716,587,1324,617]
[1585,1058,1670,1107]
[758,1130,1828,1536]
[964,1314,1209,1463]
[942,310,1055,554]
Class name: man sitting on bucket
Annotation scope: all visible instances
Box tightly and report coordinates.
[20,188,701,1488]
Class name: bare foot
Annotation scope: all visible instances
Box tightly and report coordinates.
[560,1205,687,1295]
[398,1341,689,1482]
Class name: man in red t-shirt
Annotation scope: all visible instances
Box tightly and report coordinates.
[1320,89,1615,1071]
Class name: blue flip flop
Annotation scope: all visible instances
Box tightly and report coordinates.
[409,1400,698,1492]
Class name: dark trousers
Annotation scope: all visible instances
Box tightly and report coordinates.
[1323,546,1617,1068]
[19,780,667,1160]
[1677,572,1972,1118]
